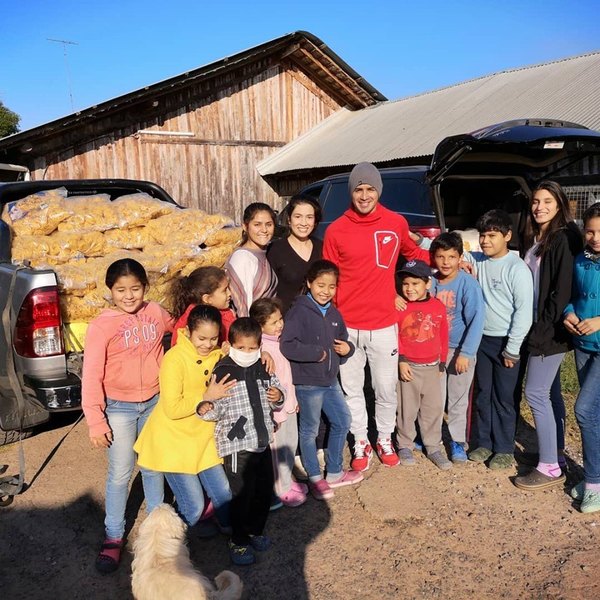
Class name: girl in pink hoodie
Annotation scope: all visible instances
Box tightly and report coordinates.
[82,258,173,574]
[250,297,307,507]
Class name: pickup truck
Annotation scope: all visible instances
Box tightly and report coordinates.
[0,179,178,446]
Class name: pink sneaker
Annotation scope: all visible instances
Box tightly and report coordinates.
[280,488,307,507]
[310,478,334,500]
[327,469,364,488]
[291,481,309,495]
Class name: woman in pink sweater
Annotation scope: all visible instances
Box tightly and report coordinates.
[82,258,173,574]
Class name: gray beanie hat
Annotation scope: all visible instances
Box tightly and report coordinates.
[348,162,383,197]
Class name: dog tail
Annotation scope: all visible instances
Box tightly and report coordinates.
[212,570,243,600]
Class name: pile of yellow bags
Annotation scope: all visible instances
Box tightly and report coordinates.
[3,187,242,324]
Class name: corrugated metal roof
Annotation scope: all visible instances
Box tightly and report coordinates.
[257,51,600,175]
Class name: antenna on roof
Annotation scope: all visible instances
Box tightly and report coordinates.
[47,38,79,112]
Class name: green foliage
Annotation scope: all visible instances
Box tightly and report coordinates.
[0,101,20,138]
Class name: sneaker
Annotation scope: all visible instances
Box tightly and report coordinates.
[351,440,373,472]
[248,534,272,551]
[468,447,493,463]
[95,538,123,574]
[580,489,600,513]
[570,481,585,501]
[291,481,309,495]
[327,470,364,488]
[414,441,423,453]
[309,478,334,500]
[398,447,416,466]
[489,453,514,470]
[376,438,400,467]
[428,450,453,471]
[513,469,566,491]
[450,441,468,463]
[228,541,255,566]
[269,494,283,512]
[279,488,307,507]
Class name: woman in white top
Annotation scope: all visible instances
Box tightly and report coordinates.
[226,202,278,316]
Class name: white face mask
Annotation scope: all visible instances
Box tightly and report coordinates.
[229,347,261,368]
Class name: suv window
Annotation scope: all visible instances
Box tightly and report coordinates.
[320,176,436,230]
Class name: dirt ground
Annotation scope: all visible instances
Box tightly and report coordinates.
[1,411,599,600]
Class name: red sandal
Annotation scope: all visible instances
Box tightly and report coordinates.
[95,538,123,574]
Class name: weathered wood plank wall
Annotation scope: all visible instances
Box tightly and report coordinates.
[31,60,343,222]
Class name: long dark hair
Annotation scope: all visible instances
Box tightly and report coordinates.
[241,202,276,245]
[522,181,572,258]
[283,194,322,236]
[169,266,227,321]
[105,258,149,289]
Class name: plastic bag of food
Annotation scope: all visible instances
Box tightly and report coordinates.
[178,243,236,277]
[204,226,242,247]
[103,226,153,250]
[145,209,233,246]
[57,194,117,233]
[53,263,97,296]
[2,188,73,236]
[60,295,103,322]
[113,193,177,228]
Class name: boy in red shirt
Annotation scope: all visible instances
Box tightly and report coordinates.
[395,260,452,470]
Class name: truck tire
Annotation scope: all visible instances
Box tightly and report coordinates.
[0,429,32,447]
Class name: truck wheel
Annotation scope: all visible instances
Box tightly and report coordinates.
[0,429,32,447]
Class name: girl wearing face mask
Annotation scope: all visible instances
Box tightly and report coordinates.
[267,195,323,314]
[196,317,285,566]
[226,202,278,317]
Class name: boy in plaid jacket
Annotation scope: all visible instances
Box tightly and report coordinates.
[197,317,284,565]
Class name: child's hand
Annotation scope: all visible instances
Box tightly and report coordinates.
[395,295,407,311]
[455,355,470,374]
[261,351,275,374]
[575,316,600,337]
[197,401,214,416]
[267,387,282,402]
[563,312,581,335]
[503,357,517,369]
[333,339,350,356]
[220,341,231,355]
[399,362,413,382]
[90,432,112,449]
[204,373,237,402]
[295,404,300,413]
[460,260,475,276]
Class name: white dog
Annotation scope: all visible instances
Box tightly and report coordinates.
[131,503,243,600]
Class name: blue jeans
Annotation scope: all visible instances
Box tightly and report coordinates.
[296,383,351,478]
[524,353,565,463]
[575,349,600,484]
[104,394,164,540]
[165,465,232,527]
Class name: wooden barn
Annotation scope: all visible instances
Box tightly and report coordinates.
[0,31,384,220]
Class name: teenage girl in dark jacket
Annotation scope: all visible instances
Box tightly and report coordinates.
[514,181,583,491]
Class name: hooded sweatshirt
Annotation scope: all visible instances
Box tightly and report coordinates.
[323,203,429,330]
[134,331,222,474]
[280,294,355,386]
[82,302,174,438]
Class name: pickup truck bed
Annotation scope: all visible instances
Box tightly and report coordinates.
[0,179,178,442]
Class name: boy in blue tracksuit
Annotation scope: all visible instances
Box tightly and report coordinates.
[464,210,533,470]
[280,259,363,501]
[430,232,485,463]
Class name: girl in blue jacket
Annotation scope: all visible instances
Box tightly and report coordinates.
[564,202,600,513]
[280,260,363,501]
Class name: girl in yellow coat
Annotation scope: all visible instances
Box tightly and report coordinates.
[135,305,237,528]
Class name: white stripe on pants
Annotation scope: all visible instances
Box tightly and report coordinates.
[441,347,476,444]
[339,324,399,441]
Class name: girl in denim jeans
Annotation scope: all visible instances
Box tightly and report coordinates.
[82,259,173,573]
[280,260,363,500]
[564,202,600,513]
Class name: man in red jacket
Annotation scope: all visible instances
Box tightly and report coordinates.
[323,162,430,470]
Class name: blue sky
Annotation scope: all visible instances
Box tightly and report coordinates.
[2,0,599,131]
